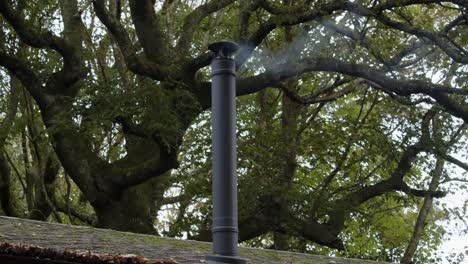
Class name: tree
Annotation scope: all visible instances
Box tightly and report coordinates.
[0,0,467,262]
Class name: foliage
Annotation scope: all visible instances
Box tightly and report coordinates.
[0,0,467,263]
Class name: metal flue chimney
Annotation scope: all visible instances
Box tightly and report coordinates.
[206,41,247,264]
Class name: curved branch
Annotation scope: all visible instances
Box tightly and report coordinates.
[108,151,178,190]
[53,195,96,226]
[433,152,468,172]
[0,49,42,100]
[323,112,434,232]
[287,217,344,250]
[279,79,354,105]
[128,0,168,62]
[238,0,260,43]
[235,57,468,121]
[236,0,347,67]
[328,141,426,230]
[238,213,271,242]
[92,1,136,60]
[397,182,446,198]
[373,0,467,11]
[344,4,468,64]
[186,51,214,72]
[0,1,70,58]
[317,17,436,70]
[258,0,308,15]
[1,0,86,94]
[92,0,171,80]
[377,15,467,64]
[177,0,236,54]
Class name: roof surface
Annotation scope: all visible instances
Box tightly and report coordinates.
[0,216,389,264]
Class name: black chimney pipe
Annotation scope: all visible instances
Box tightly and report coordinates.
[205,41,247,264]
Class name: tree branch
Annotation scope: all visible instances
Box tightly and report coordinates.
[236,0,347,67]
[128,0,168,62]
[186,51,215,73]
[53,195,96,226]
[373,0,467,11]
[1,0,86,92]
[287,217,345,250]
[0,49,42,100]
[258,0,308,15]
[43,0,88,94]
[0,1,70,57]
[238,0,259,43]
[316,17,436,71]
[397,182,446,198]
[279,78,354,105]
[177,0,236,55]
[109,151,179,190]
[235,57,468,121]
[344,4,468,64]
[322,112,434,232]
[92,0,171,80]
[329,136,430,230]
[433,152,468,171]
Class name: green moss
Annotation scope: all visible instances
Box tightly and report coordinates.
[0,217,388,263]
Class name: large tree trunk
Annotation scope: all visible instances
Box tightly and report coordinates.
[273,232,289,250]
[93,183,156,234]
[93,170,171,234]
[0,151,13,216]
[33,88,182,233]
[272,14,302,251]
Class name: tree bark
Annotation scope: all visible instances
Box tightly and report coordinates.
[0,74,20,216]
[28,155,60,222]
[273,232,289,250]
[272,9,303,251]
[93,184,156,234]
[93,174,169,234]
[1,0,465,248]
[0,152,13,216]
[401,157,445,263]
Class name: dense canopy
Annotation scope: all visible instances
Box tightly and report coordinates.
[0,0,467,263]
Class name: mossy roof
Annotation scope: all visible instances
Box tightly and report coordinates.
[0,216,389,264]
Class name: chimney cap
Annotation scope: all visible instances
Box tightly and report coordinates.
[208,41,239,58]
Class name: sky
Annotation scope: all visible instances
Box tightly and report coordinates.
[1,1,466,262]
[437,172,468,264]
